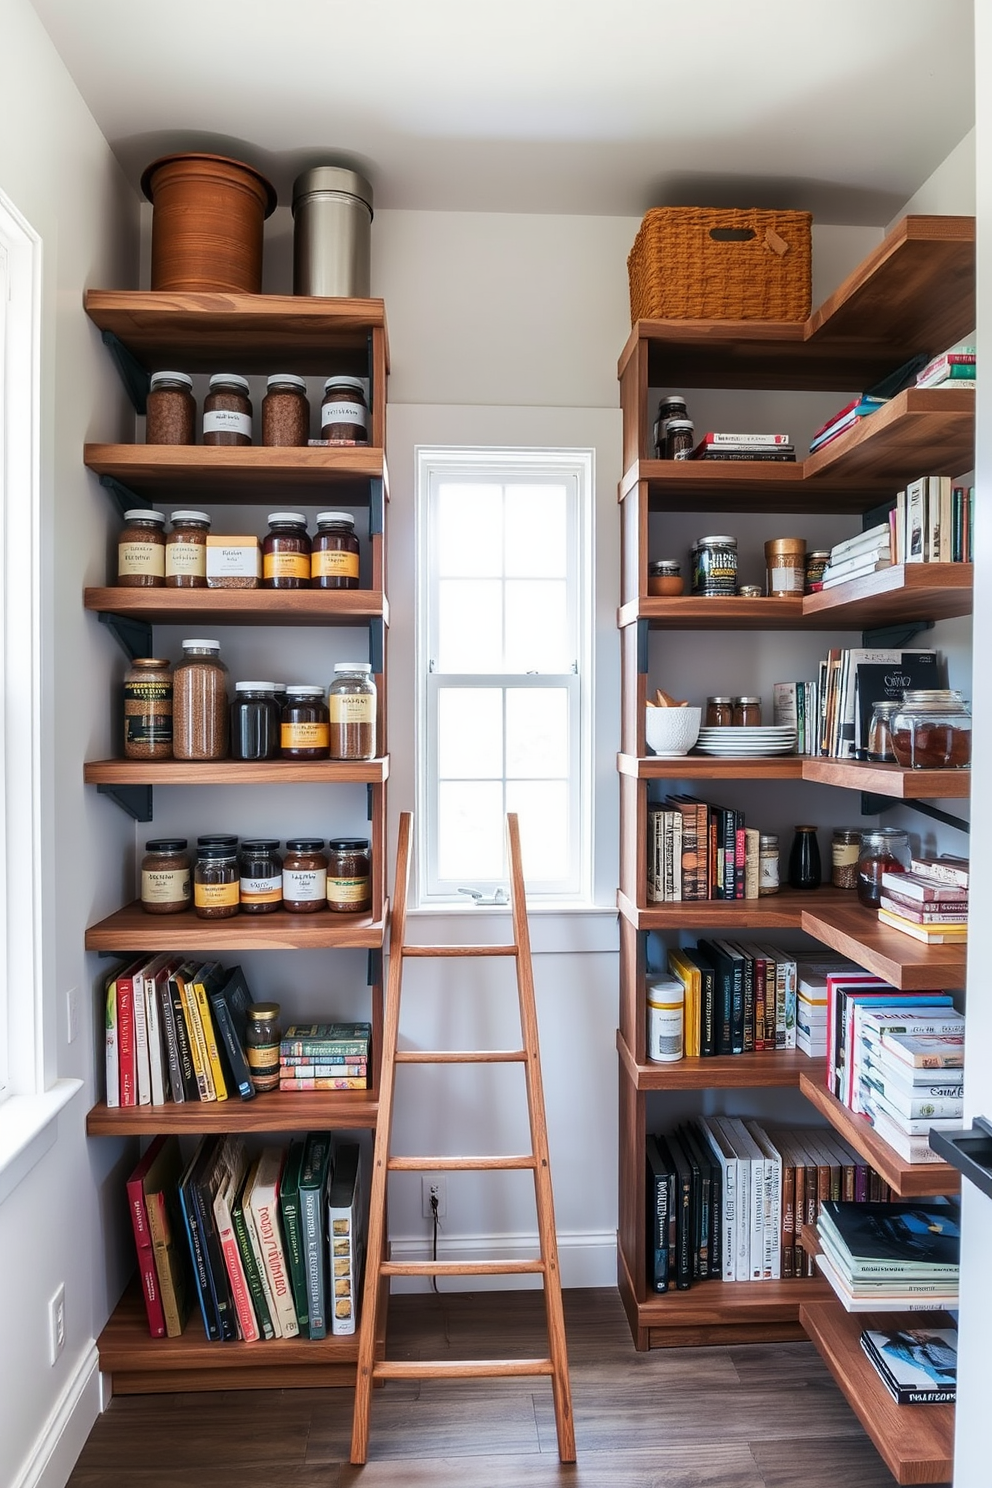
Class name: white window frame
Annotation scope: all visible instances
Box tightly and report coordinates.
[415,446,594,906]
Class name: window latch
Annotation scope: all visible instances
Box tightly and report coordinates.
[457,886,509,906]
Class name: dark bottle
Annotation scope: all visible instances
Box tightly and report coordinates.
[788,825,821,890]
[231,681,281,760]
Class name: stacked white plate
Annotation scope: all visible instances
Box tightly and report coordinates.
[694,725,797,756]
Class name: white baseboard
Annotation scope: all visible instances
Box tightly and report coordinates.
[11,1343,101,1488]
[387,1229,617,1292]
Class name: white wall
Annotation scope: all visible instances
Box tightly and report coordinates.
[0,3,138,1486]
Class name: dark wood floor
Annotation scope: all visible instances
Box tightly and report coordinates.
[67,1288,898,1487]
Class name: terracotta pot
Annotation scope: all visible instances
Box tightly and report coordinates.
[141,153,277,294]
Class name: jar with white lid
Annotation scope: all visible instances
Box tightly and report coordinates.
[146,371,195,444]
[166,510,210,587]
[203,373,252,446]
[328,662,376,759]
[261,374,309,446]
[118,509,166,586]
[321,376,369,442]
[647,977,684,1062]
[312,511,360,589]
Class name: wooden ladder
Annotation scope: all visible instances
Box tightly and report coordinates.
[350,811,575,1465]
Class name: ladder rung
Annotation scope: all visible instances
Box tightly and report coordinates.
[402,944,517,958]
[395,1049,526,1064]
[387,1154,537,1172]
[372,1359,555,1382]
[381,1259,545,1277]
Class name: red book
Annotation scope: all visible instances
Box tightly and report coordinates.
[126,1135,168,1338]
[115,959,146,1108]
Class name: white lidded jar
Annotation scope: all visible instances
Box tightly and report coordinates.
[646,976,684,1063]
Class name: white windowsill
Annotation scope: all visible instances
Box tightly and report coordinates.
[0,1079,83,1206]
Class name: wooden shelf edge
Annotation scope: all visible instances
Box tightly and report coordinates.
[84,757,389,786]
[86,1091,379,1136]
[800,906,967,993]
[84,586,388,624]
[800,759,970,800]
[618,751,804,780]
[617,1030,826,1090]
[85,899,388,952]
[618,885,854,931]
[797,1073,959,1197]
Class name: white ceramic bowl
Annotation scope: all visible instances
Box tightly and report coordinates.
[645,705,701,757]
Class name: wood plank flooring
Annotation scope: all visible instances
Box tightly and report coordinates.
[67,1288,901,1487]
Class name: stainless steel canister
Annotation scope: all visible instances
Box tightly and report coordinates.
[292,167,373,297]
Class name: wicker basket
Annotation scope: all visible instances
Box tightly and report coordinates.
[627,206,812,324]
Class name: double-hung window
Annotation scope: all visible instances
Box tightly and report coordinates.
[417,447,593,904]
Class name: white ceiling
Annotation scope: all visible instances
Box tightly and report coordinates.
[31,0,974,223]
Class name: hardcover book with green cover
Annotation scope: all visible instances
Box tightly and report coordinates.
[279,1140,309,1337]
[300,1131,334,1338]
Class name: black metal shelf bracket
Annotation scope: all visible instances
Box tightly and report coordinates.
[369,477,385,535]
[369,617,385,674]
[97,782,153,822]
[928,1118,992,1200]
[98,610,153,662]
[102,330,150,414]
[861,619,934,649]
[366,783,374,821]
[367,947,383,988]
[637,618,650,676]
[99,473,142,518]
[860,792,970,834]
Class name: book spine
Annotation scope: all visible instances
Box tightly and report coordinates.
[117,975,137,1107]
[280,1188,310,1338]
[278,1076,369,1091]
[279,1055,369,1070]
[145,1189,185,1338]
[105,976,120,1108]
[193,1159,237,1341]
[127,1173,166,1338]
[209,994,256,1100]
[193,979,229,1100]
[301,1184,328,1338]
[179,978,215,1101]
[214,1191,260,1343]
[279,1040,371,1058]
[241,1176,281,1338]
[252,1186,300,1338]
[648,1146,670,1293]
[169,980,199,1101]
[132,968,152,1107]
[155,976,184,1104]
[232,1192,275,1340]
[178,1167,220,1341]
[740,949,754,1053]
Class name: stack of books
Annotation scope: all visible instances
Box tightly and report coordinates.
[860,1324,958,1405]
[809,644,939,761]
[809,394,887,454]
[825,975,958,1112]
[279,1023,372,1090]
[770,680,820,755]
[647,797,762,903]
[878,857,969,945]
[689,431,796,462]
[916,341,975,389]
[858,1016,965,1164]
[816,521,891,589]
[815,1198,960,1312]
[893,474,974,564]
[796,958,862,1059]
[668,941,798,1056]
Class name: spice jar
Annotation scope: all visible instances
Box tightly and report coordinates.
[788,826,821,890]
[867,699,900,763]
[238,839,283,914]
[831,828,861,890]
[123,657,173,759]
[118,509,166,587]
[647,560,683,597]
[692,536,738,596]
[805,551,830,592]
[646,976,684,1062]
[665,418,695,460]
[165,510,210,588]
[173,639,229,760]
[263,512,311,589]
[282,839,328,913]
[261,374,310,446]
[891,690,972,770]
[764,537,806,597]
[140,838,191,915]
[281,685,330,759]
[203,373,252,446]
[759,834,780,895]
[653,395,689,457]
[193,841,240,919]
[738,584,763,598]
[312,511,360,589]
[245,1002,281,1092]
[326,838,372,913]
[146,372,195,445]
[857,827,911,909]
[231,682,281,760]
[733,696,762,727]
[705,697,734,728]
[328,662,377,759]
[321,376,369,442]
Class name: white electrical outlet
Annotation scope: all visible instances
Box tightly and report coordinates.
[421,1175,447,1219]
[66,987,78,1044]
[48,1284,65,1365]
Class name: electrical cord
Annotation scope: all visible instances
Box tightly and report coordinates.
[430,1188,441,1294]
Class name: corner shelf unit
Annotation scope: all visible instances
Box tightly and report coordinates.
[83,291,392,1395]
[615,214,972,1482]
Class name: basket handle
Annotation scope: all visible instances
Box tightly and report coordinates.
[706,223,791,256]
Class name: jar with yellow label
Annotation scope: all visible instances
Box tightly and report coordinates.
[239,839,283,914]
[245,1002,281,1092]
[328,662,377,759]
[118,509,166,586]
[327,838,372,913]
[646,976,684,1062]
[193,842,240,919]
[140,839,191,915]
[282,839,328,913]
[311,511,360,589]
[263,512,311,588]
[281,685,330,759]
[165,510,210,587]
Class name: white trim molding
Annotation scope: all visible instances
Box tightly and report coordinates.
[387,1227,617,1292]
[10,1342,100,1488]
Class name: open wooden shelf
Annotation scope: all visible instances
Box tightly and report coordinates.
[619,594,805,629]
[800,1300,955,1485]
[85,899,387,953]
[618,1031,824,1091]
[797,1074,960,1197]
[618,884,851,931]
[800,902,966,991]
[617,751,804,780]
[802,759,970,800]
[84,757,388,786]
[84,585,387,626]
[86,1088,379,1137]
[84,442,387,504]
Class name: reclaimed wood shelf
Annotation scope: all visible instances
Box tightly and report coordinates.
[619,594,805,629]
[618,884,852,932]
[618,1032,825,1091]
[84,442,388,504]
[85,900,387,953]
[797,1073,960,1197]
[86,1088,379,1137]
[84,586,387,627]
[802,759,970,800]
[84,757,388,786]
[800,1300,955,1485]
[800,901,966,991]
[617,751,804,780]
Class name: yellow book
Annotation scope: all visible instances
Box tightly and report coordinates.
[877,909,967,945]
[176,964,215,1101]
[668,949,700,1058]
[190,965,228,1101]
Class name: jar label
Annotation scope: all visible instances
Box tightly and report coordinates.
[119,541,165,577]
[263,551,310,580]
[759,858,779,889]
[327,875,370,904]
[769,566,803,593]
[312,549,360,579]
[124,681,172,702]
[240,875,282,903]
[329,693,375,724]
[203,409,252,437]
[321,400,368,429]
[166,542,207,578]
[283,867,327,901]
[281,721,330,748]
[832,843,860,868]
[142,868,190,904]
[246,1045,280,1073]
[194,880,240,908]
[646,1009,683,1062]
[126,717,173,745]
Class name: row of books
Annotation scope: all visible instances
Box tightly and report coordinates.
[893,475,974,565]
[647,797,760,902]
[769,680,819,755]
[774,645,940,761]
[877,855,969,947]
[690,431,796,463]
[646,1119,895,1292]
[809,394,887,454]
[916,341,974,390]
[279,1023,373,1091]
[860,1325,958,1406]
[128,1131,365,1342]
[815,1197,960,1315]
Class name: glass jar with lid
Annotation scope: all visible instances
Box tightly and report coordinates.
[692,536,738,596]
[788,825,821,890]
[261,374,310,446]
[193,841,240,919]
[118,509,166,586]
[867,699,900,763]
[665,418,695,460]
[245,1002,281,1092]
[764,537,806,597]
[326,838,372,913]
[733,696,762,727]
[758,834,779,895]
[146,372,195,444]
[831,828,861,890]
[321,376,369,442]
[857,827,911,909]
[312,511,360,589]
[203,373,252,446]
[282,839,328,913]
[262,512,311,589]
[647,560,683,596]
[238,840,283,914]
[891,690,972,770]
[140,838,191,915]
[281,685,330,759]
[652,395,688,457]
[166,510,210,588]
[123,657,173,760]
[231,682,281,760]
[172,639,230,760]
[328,662,377,759]
[646,976,684,1063]
[705,696,734,728]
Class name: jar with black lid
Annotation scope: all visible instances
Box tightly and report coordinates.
[146,372,195,445]
[321,376,369,442]
[203,373,252,446]
[665,419,695,460]
[692,536,738,596]
[263,512,311,589]
[282,839,328,913]
[653,395,688,457]
[118,510,166,586]
[326,838,372,913]
[166,510,210,588]
[141,838,191,915]
[193,842,240,919]
[312,511,360,589]
[239,840,283,914]
[261,374,310,446]
[245,1002,281,1092]
[281,685,330,759]
[231,682,281,760]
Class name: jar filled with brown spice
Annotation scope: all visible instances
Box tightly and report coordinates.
[328,662,377,759]
[282,839,328,913]
[263,512,311,589]
[193,841,240,919]
[166,511,211,588]
[124,657,173,759]
[118,510,166,587]
[146,372,195,445]
[311,511,360,589]
[321,376,369,442]
[173,639,229,760]
[141,839,191,915]
[262,374,310,446]
[203,373,252,446]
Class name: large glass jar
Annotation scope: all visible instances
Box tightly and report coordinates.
[140,838,191,915]
[165,510,210,588]
[146,372,195,444]
[238,839,283,914]
[326,838,372,913]
[203,373,252,446]
[857,827,911,909]
[311,511,360,589]
[328,662,377,759]
[891,690,972,770]
[261,374,310,446]
[282,839,328,913]
[263,512,311,589]
[173,639,230,760]
[193,842,240,919]
[867,699,900,763]
[118,509,166,587]
[231,682,281,760]
[123,657,172,759]
[281,685,330,759]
